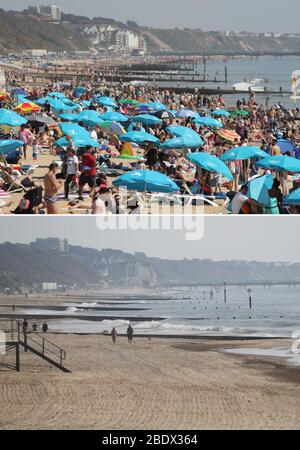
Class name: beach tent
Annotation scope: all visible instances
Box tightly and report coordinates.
[113,170,180,193]
[120,142,135,157]
[117,142,140,160]
[187,152,233,180]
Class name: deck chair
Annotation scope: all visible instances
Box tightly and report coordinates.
[175,181,219,208]
[20,165,40,177]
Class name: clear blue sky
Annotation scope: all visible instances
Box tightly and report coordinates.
[1,0,298,32]
[0,217,299,263]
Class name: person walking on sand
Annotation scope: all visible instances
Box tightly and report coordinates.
[111,327,117,344]
[22,318,28,335]
[44,163,63,214]
[42,322,48,334]
[127,324,133,344]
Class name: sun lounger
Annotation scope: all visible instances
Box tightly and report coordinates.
[20,165,40,176]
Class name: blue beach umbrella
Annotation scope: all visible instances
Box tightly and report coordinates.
[35,96,50,105]
[101,111,128,122]
[120,131,160,145]
[62,98,77,107]
[211,109,230,117]
[59,113,78,122]
[285,188,300,205]
[161,135,204,150]
[0,109,27,126]
[277,139,294,155]
[176,109,195,118]
[193,116,223,128]
[97,97,117,108]
[132,105,154,114]
[73,86,87,98]
[127,122,146,133]
[55,135,99,148]
[11,87,28,96]
[15,94,28,104]
[75,110,104,127]
[48,98,69,113]
[131,114,162,126]
[256,155,300,173]
[166,125,201,139]
[247,174,274,206]
[48,92,66,99]
[81,100,91,108]
[113,170,179,193]
[221,146,268,162]
[0,139,24,154]
[59,123,90,138]
[147,102,167,111]
[187,152,233,180]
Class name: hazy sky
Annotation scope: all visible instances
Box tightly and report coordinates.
[0,217,299,263]
[1,0,299,32]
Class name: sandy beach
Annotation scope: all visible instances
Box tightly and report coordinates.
[2,151,229,215]
[0,332,299,430]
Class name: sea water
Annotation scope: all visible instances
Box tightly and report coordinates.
[21,284,300,338]
[157,56,300,108]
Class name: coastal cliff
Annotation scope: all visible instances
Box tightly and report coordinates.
[0,239,300,290]
[1,9,300,55]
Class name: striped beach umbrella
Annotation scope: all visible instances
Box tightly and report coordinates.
[218,129,241,142]
[14,102,41,114]
[100,121,126,136]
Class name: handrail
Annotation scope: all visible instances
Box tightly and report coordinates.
[16,321,67,366]
[25,334,66,362]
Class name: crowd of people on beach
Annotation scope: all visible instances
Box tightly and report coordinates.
[1,79,300,215]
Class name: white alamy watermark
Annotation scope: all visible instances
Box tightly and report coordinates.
[0,330,6,355]
[291,330,300,355]
[95,189,206,241]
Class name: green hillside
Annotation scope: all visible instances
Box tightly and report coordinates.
[0,9,88,53]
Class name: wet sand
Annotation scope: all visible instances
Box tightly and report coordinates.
[0,333,299,430]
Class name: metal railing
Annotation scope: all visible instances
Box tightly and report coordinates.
[17,321,66,367]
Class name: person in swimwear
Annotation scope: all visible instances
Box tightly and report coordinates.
[44,163,63,214]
